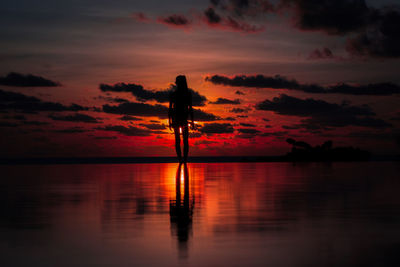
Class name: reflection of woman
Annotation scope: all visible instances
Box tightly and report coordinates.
[168,75,194,163]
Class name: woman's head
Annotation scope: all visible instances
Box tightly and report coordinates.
[175,75,188,90]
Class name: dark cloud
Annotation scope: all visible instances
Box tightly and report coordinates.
[96,125,158,137]
[22,121,49,126]
[262,118,270,122]
[0,89,87,113]
[230,107,249,113]
[211,0,274,17]
[282,125,302,130]
[204,7,222,24]
[308,47,335,60]
[202,7,264,33]
[93,136,118,140]
[139,123,166,130]
[346,9,400,58]
[281,0,400,58]
[157,14,191,27]
[199,123,234,134]
[0,121,18,127]
[0,72,60,87]
[237,115,248,118]
[119,115,142,121]
[261,131,289,137]
[103,102,168,118]
[207,74,300,89]
[132,12,151,22]
[224,116,236,121]
[256,94,391,129]
[281,0,372,35]
[2,114,26,120]
[240,122,255,127]
[193,109,221,121]
[237,128,260,134]
[210,97,241,104]
[235,90,245,95]
[206,74,400,95]
[103,101,219,121]
[49,113,100,123]
[99,83,207,106]
[54,127,87,133]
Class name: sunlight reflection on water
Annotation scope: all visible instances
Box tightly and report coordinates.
[1,162,400,266]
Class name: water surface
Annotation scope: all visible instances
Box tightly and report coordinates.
[1,162,400,266]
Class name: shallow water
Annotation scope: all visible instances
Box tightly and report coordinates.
[1,162,400,266]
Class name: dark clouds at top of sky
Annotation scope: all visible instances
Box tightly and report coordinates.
[256,94,391,129]
[99,83,207,106]
[133,0,400,57]
[206,74,400,95]
[0,72,60,87]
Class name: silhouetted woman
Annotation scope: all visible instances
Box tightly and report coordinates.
[168,75,194,163]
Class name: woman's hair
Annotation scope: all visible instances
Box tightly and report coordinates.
[175,75,188,90]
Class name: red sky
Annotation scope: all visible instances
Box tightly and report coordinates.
[0,0,399,157]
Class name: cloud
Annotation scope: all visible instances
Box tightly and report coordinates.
[261,131,289,137]
[0,89,87,113]
[99,83,207,106]
[193,109,221,121]
[230,107,250,113]
[237,128,260,134]
[235,90,245,95]
[206,74,400,95]
[157,14,191,28]
[103,102,168,117]
[94,136,118,140]
[132,12,151,22]
[96,125,160,137]
[54,127,87,133]
[139,123,166,130]
[0,121,18,127]
[103,101,219,121]
[204,7,222,24]
[240,122,255,127]
[256,94,391,129]
[308,47,336,60]
[49,113,100,123]
[280,0,372,35]
[199,123,234,134]
[0,72,60,87]
[119,115,142,121]
[280,0,400,58]
[346,9,400,58]
[209,97,241,104]
[224,116,236,121]
[22,121,49,126]
[203,7,264,33]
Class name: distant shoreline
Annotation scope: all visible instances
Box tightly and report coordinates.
[0,156,398,165]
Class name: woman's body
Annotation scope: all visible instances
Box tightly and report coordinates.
[168,75,194,163]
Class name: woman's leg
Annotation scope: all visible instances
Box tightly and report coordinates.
[174,127,182,162]
[183,126,189,162]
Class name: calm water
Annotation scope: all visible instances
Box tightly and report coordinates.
[1,162,400,267]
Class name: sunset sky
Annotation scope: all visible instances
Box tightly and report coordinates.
[1,0,400,157]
